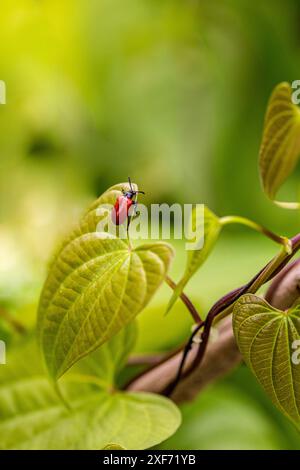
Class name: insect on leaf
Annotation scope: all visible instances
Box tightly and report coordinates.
[38,183,174,379]
[259,82,300,208]
[233,294,300,428]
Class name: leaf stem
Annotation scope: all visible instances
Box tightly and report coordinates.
[220,215,292,253]
[165,276,203,324]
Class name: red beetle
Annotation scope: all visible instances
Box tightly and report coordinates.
[111,177,145,228]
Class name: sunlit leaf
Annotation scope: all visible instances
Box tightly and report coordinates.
[259,82,300,208]
[0,338,181,450]
[166,206,221,313]
[38,237,172,379]
[233,294,300,428]
[38,183,173,379]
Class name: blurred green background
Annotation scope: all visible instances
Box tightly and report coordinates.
[1,0,300,449]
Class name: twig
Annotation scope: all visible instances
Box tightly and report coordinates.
[165,276,202,324]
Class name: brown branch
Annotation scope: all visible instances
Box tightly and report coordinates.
[265,258,300,310]
[126,316,241,404]
[127,353,168,367]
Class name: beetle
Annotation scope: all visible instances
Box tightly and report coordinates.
[111,177,145,229]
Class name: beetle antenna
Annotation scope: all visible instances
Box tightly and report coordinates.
[128,177,145,195]
[128,176,133,192]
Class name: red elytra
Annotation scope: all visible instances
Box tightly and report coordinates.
[111,177,145,226]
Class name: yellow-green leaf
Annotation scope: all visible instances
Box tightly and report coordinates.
[38,184,173,379]
[0,338,181,450]
[233,294,300,428]
[259,82,300,208]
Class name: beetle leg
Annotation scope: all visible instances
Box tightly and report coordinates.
[126,215,131,233]
[133,201,138,216]
[127,202,138,234]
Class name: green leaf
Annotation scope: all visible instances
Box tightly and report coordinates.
[233,294,300,428]
[38,183,173,379]
[259,82,300,209]
[0,334,181,450]
[166,206,221,313]
[38,233,173,379]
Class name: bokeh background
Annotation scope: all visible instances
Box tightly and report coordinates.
[1,0,300,449]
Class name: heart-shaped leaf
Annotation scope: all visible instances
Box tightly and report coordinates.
[38,237,173,379]
[166,206,221,313]
[259,82,300,208]
[38,184,173,379]
[233,294,300,428]
[0,336,181,450]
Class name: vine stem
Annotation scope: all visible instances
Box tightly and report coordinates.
[163,322,203,396]
[220,215,292,253]
[164,232,300,396]
[165,276,203,324]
